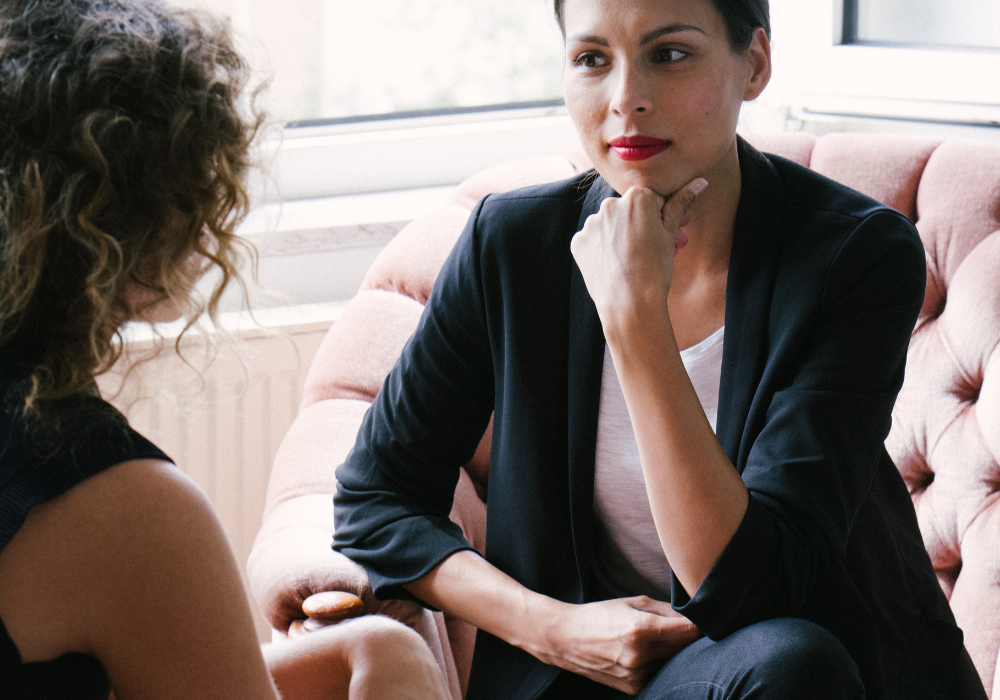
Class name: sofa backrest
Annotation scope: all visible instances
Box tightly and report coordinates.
[298,132,1000,697]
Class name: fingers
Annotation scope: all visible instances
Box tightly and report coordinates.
[585,178,706,241]
[614,186,666,219]
[674,228,689,253]
[537,597,701,697]
[660,177,708,233]
[623,595,676,617]
[622,596,702,653]
[611,182,700,258]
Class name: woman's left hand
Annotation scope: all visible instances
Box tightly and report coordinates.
[570,178,706,326]
[533,596,703,695]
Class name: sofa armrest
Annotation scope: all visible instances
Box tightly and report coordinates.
[248,494,375,631]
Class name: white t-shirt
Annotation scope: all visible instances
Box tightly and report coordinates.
[591,326,725,601]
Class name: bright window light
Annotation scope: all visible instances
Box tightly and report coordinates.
[166,0,566,124]
[847,0,1000,50]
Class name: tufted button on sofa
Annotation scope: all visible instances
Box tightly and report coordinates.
[250,132,1000,699]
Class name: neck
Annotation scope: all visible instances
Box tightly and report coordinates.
[672,138,741,285]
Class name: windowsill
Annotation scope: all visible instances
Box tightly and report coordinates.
[792,95,1000,130]
[249,105,582,203]
[789,105,1000,142]
[238,184,456,257]
[225,104,584,314]
[120,300,348,347]
[239,185,457,238]
[196,184,457,313]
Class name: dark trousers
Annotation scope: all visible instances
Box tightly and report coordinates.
[542,618,865,700]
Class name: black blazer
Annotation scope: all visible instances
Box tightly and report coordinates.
[334,139,978,700]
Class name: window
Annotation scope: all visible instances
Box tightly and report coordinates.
[163,0,578,202]
[845,0,1000,51]
[165,0,565,124]
[768,0,1000,129]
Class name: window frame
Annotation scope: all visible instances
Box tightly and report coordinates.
[770,0,1000,128]
[252,102,584,204]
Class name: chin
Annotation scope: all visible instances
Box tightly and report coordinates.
[599,167,678,199]
[594,156,687,199]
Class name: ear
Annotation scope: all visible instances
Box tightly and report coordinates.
[743,27,772,101]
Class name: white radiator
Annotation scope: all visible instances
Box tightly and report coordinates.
[97,304,340,641]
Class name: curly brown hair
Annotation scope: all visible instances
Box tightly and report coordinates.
[0,0,263,412]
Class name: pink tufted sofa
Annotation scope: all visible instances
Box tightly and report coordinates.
[249,132,1000,699]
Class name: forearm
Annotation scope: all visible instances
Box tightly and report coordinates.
[605,307,748,597]
[406,546,704,694]
[404,550,562,659]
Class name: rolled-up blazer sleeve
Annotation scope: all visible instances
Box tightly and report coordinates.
[333,197,496,601]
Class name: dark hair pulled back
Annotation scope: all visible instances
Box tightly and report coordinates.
[553,0,770,52]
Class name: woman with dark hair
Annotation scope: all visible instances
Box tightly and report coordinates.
[331,0,988,698]
[0,1,449,697]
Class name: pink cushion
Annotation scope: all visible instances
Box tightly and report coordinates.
[301,289,424,406]
[916,141,1000,322]
[887,227,1000,692]
[265,399,371,517]
[447,155,585,211]
[361,205,472,305]
[809,133,940,222]
[746,131,816,167]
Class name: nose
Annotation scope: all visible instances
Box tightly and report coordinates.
[609,62,652,116]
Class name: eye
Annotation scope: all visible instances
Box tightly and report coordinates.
[572,50,609,69]
[652,47,689,64]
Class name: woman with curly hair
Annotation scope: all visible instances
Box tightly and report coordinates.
[0,1,450,698]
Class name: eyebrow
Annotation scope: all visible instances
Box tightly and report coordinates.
[568,23,707,47]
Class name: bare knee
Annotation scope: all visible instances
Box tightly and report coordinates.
[264,616,451,700]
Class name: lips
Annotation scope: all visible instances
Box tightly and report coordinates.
[608,135,670,161]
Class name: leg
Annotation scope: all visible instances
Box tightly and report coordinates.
[636,618,865,700]
[264,615,452,700]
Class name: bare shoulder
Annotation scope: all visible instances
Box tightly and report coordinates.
[0,459,218,661]
[0,459,276,700]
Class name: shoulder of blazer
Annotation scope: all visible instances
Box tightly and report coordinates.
[758,151,924,314]
[761,152,921,267]
[469,170,600,262]
[764,152,917,234]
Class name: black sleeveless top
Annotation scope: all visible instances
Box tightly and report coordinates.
[0,346,170,698]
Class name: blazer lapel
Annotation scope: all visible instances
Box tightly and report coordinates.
[716,138,786,471]
[566,175,615,601]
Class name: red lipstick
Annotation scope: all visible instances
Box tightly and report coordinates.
[608,135,670,161]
